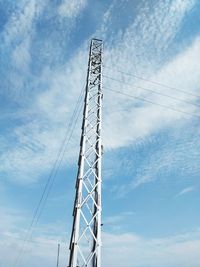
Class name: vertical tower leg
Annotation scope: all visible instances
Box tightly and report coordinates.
[68,39,103,267]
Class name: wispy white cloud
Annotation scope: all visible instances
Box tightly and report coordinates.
[175,186,196,197]
[103,36,200,149]
[1,0,200,186]
[111,117,200,197]
[102,229,200,267]
[12,37,31,72]
[103,0,197,72]
[104,211,135,225]
[58,0,87,18]
[1,204,200,267]
[0,208,68,267]
[0,45,87,183]
[3,0,46,45]
[103,0,200,150]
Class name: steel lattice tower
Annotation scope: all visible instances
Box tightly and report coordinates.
[68,39,103,267]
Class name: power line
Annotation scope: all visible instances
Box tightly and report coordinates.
[31,96,83,235]
[104,86,200,119]
[14,100,83,267]
[103,75,200,109]
[12,86,85,267]
[104,65,200,99]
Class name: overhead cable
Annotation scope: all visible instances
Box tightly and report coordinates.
[104,86,200,119]
[104,65,200,99]
[13,85,85,267]
[103,75,200,109]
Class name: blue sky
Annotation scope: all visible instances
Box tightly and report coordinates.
[1,0,200,266]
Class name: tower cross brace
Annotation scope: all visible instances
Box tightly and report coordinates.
[68,39,103,267]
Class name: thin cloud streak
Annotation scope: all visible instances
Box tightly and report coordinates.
[175,186,196,197]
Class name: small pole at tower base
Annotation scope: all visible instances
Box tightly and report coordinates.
[56,243,60,267]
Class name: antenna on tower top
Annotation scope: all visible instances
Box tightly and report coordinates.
[68,38,103,267]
